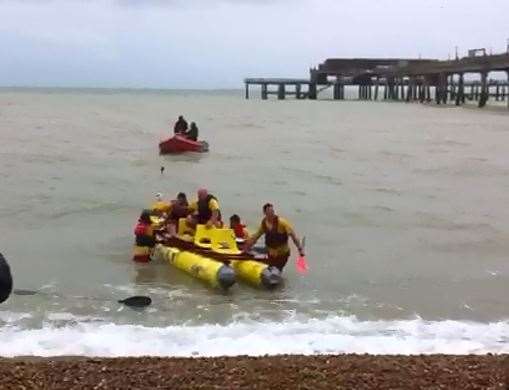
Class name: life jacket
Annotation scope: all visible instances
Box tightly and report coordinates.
[197,194,222,224]
[134,221,155,247]
[263,217,288,249]
[233,223,247,239]
[170,200,189,221]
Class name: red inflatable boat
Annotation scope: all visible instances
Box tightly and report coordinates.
[159,135,209,154]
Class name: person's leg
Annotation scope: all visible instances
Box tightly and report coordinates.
[266,252,290,272]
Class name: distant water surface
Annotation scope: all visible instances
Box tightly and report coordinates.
[0,88,508,356]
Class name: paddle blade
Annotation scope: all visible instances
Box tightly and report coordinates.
[296,255,309,274]
[118,296,152,307]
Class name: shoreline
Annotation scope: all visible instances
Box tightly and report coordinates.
[1,354,507,389]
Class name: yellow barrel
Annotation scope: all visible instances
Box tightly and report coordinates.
[230,260,282,289]
[154,244,235,289]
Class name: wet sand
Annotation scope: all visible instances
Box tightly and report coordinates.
[0,354,507,389]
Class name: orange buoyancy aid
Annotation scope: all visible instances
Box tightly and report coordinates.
[134,221,155,247]
[233,223,246,239]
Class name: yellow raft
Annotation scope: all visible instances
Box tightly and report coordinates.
[153,244,236,290]
[139,212,282,289]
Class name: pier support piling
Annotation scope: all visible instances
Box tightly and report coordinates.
[308,83,317,100]
[278,84,285,100]
[507,70,509,109]
[455,73,464,106]
[479,72,488,107]
[333,83,341,100]
[261,84,268,100]
[441,74,447,104]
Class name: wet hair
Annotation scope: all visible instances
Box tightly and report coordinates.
[139,209,152,224]
[263,203,273,213]
[230,214,240,224]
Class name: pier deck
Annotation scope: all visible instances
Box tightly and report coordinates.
[245,52,509,108]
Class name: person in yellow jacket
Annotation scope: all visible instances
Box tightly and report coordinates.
[133,209,156,263]
[243,203,304,271]
[187,188,223,228]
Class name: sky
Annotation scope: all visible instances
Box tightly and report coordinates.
[0,0,508,89]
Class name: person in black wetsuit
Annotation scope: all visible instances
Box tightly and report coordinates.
[173,115,188,135]
[185,122,199,141]
[0,252,13,304]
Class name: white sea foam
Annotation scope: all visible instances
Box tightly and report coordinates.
[0,311,32,324]
[0,315,508,357]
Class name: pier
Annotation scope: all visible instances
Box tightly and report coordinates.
[244,51,509,108]
[244,78,314,100]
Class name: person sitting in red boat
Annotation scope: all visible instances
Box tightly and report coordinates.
[185,122,199,141]
[173,115,188,135]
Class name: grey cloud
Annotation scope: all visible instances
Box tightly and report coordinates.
[0,0,508,88]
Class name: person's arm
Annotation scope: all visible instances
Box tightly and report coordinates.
[280,218,304,256]
[207,210,219,227]
[242,224,263,253]
[206,199,220,227]
[289,230,305,256]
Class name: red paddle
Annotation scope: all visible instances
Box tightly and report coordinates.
[296,236,309,274]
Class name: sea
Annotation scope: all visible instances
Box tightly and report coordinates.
[0,87,508,357]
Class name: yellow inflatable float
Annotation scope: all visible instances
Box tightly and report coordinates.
[166,221,282,289]
[153,244,236,290]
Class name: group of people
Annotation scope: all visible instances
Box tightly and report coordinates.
[173,115,199,141]
[134,188,305,272]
